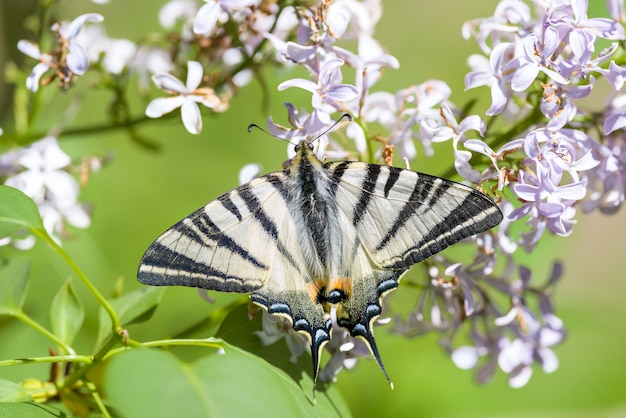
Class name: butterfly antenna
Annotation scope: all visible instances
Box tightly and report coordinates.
[310,113,353,146]
[247,123,291,144]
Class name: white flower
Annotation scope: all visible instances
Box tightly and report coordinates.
[17,40,54,92]
[3,137,90,246]
[51,13,104,75]
[102,39,137,75]
[17,13,104,92]
[145,61,220,135]
[193,0,260,36]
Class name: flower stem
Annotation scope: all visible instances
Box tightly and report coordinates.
[13,311,76,355]
[31,228,121,333]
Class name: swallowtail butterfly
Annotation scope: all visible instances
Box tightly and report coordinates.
[138,139,502,384]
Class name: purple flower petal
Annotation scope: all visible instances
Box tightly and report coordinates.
[26,62,50,92]
[61,13,104,40]
[66,42,90,75]
[17,40,42,59]
[277,78,318,93]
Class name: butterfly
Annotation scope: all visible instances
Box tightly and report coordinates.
[137,139,502,385]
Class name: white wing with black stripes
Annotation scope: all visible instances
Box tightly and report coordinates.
[138,139,503,384]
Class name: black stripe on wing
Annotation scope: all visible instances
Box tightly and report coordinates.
[382,190,503,268]
[138,242,263,292]
[237,181,303,276]
[353,164,381,227]
[374,176,444,251]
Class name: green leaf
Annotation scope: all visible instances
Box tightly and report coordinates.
[0,402,65,417]
[50,279,84,350]
[0,259,31,316]
[96,287,165,346]
[103,346,350,418]
[0,379,30,402]
[0,186,45,237]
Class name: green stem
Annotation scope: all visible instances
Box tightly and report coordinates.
[31,228,121,333]
[61,333,122,389]
[102,338,224,362]
[13,311,76,355]
[84,379,112,418]
[0,354,91,368]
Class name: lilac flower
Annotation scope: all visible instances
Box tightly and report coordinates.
[563,0,625,60]
[420,104,486,183]
[267,104,347,161]
[496,295,564,388]
[146,61,221,135]
[17,13,103,92]
[463,137,524,190]
[16,41,53,92]
[277,58,359,114]
[3,138,90,247]
[193,0,260,36]
[255,310,307,364]
[540,80,593,130]
[159,0,198,29]
[506,26,569,92]
[465,42,514,115]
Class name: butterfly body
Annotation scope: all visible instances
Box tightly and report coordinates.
[138,140,502,383]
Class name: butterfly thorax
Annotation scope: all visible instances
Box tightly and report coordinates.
[288,141,343,290]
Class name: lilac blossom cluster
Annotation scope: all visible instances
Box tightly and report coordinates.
[6,0,626,389]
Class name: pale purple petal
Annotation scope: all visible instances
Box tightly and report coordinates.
[277,78,318,93]
[464,139,494,157]
[17,40,42,59]
[508,365,532,388]
[542,26,561,57]
[464,69,492,90]
[45,171,80,206]
[537,347,558,373]
[451,346,480,370]
[511,62,540,92]
[151,73,188,93]
[326,84,359,102]
[26,62,50,92]
[5,171,44,197]
[63,204,91,228]
[145,96,186,117]
[66,43,90,75]
[62,13,104,40]
[41,138,71,170]
[180,99,202,134]
[604,112,626,135]
[487,81,508,115]
[454,149,482,183]
[159,0,197,29]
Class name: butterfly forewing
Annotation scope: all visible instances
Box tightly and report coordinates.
[138,139,503,384]
[327,161,502,269]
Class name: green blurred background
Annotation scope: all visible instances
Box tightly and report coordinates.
[1,0,625,417]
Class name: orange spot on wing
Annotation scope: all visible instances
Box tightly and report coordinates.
[329,277,352,298]
[307,279,326,303]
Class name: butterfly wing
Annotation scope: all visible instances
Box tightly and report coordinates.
[324,161,502,381]
[327,161,503,269]
[138,171,332,375]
